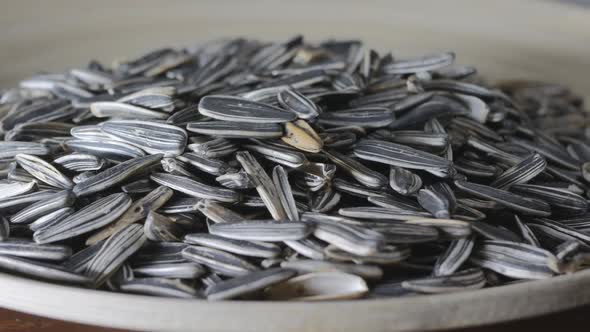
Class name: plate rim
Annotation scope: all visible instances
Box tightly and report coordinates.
[1,268,590,331]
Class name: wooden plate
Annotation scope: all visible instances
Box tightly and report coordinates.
[1,0,590,331]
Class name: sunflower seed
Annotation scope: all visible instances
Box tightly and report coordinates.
[511,184,588,216]
[90,102,168,119]
[184,233,280,258]
[237,151,287,220]
[187,121,283,139]
[182,245,258,277]
[34,193,131,244]
[0,181,36,200]
[133,262,206,279]
[151,173,239,203]
[206,268,296,300]
[15,154,73,189]
[120,278,200,298]
[144,211,184,242]
[324,244,411,264]
[312,222,383,256]
[65,139,146,163]
[434,236,474,276]
[209,220,311,242]
[0,255,90,285]
[29,207,74,232]
[281,121,323,153]
[59,239,105,273]
[10,190,75,224]
[54,153,105,172]
[199,95,296,123]
[100,120,187,156]
[277,88,320,120]
[418,189,450,219]
[0,190,56,212]
[381,52,455,74]
[73,154,162,196]
[402,268,485,294]
[454,180,551,217]
[85,223,147,287]
[406,218,472,239]
[471,240,559,279]
[354,139,454,177]
[188,138,238,158]
[177,153,233,176]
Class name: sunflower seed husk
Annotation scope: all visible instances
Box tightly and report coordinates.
[281,121,323,153]
[280,259,382,280]
[264,271,368,301]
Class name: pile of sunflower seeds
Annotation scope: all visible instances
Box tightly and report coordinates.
[0,36,589,300]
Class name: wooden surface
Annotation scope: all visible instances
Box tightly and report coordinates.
[0,306,589,332]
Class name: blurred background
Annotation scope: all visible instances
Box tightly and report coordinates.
[1,0,589,98]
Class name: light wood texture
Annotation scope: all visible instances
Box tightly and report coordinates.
[1,0,590,331]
